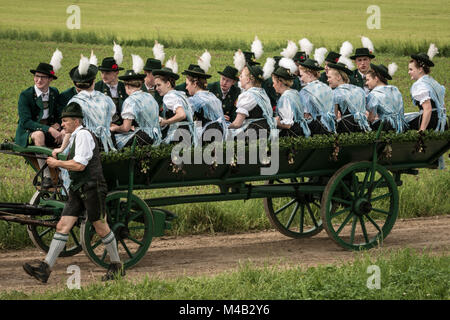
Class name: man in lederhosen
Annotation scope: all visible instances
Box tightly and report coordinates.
[15,62,63,189]
[23,102,124,283]
[95,57,128,125]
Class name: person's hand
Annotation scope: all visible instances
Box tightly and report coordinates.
[110,124,119,132]
[46,156,59,168]
[51,123,61,130]
[52,148,62,159]
[49,127,63,144]
[159,118,168,127]
[224,115,230,121]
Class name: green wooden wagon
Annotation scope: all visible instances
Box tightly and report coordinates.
[1,126,449,271]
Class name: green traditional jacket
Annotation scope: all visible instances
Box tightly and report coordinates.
[319,72,329,85]
[94,80,128,113]
[15,86,60,147]
[207,81,241,122]
[175,83,190,96]
[350,70,365,88]
[56,86,77,116]
[141,83,163,108]
[292,77,302,91]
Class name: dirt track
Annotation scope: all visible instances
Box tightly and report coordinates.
[0,215,449,294]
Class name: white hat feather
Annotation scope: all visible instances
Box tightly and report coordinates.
[251,36,264,60]
[49,49,63,72]
[279,57,297,74]
[314,47,328,65]
[165,56,178,74]
[338,56,354,70]
[198,50,212,73]
[361,36,374,53]
[89,50,97,66]
[339,41,353,58]
[153,40,165,64]
[299,38,314,56]
[78,54,90,76]
[427,43,439,60]
[263,57,276,80]
[113,41,123,66]
[233,49,246,72]
[132,54,144,74]
[388,62,398,77]
[280,40,298,59]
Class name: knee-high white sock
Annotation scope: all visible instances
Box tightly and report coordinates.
[102,231,121,263]
[44,232,68,268]
[37,157,51,178]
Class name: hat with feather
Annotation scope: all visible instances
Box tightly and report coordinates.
[350,36,375,60]
[119,54,146,81]
[98,42,125,71]
[153,56,179,80]
[411,43,438,67]
[69,54,98,83]
[30,49,63,80]
[182,50,212,78]
[370,63,398,81]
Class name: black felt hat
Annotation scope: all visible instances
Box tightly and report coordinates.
[370,63,392,80]
[243,51,260,65]
[152,67,180,80]
[218,66,239,81]
[118,69,146,81]
[69,64,98,83]
[325,51,341,64]
[61,102,83,119]
[293,51,307,63]
[182,66,211,79]
[350,48,375,60]
[410,53,435,67]
[30,63,58,79]
[143,58,162,72]
[272,66,295,80]
[299,58,324,71]
[327,62,353,76]
[98,57,124,71]
[245,63,264,82]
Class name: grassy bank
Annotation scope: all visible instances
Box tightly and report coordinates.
[1,248,448,299]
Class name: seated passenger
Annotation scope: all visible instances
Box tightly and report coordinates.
[298,59,336,135]
[407,48,447,132]
[110,55,162,149]
[365,63,407,133]
[327,62,371,133]
[153,66,197,146]
[228,64,276,138]
[272,66,311,138]
[183,66,227,142]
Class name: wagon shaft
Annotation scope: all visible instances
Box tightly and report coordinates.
[0,212,57,228]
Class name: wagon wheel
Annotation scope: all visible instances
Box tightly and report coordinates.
[80,191,154,270]
[321,161,398,251]
[263,178,323,238]
[27,191,83,257]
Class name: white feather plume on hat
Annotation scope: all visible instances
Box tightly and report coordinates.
[132,54,144,74]
[263,57,276,80]
[78,54,90,76]
[427,43,439,60]
[49,49,63,72]
[113,42,123,66]
[89,50,97,66]
[314,47,328,65]
[280,40,298,59]
[153,40,165,64]
[251,36,264,60]
[361,36,374,53]
[198,50,212,73]
[388,62,398,77]
[165,56,178,74]
[279,57,297,74]
[299,38,314,56]
[339,41,353,58]
[233,49,246,72]
[338,56,354,70]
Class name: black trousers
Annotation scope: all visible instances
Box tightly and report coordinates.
[337,116,365,133]
[279,122,308,137]
[407,110,447,131]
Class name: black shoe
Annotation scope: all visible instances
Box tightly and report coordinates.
[101,262,125,281]
[23,260,51,283]
[41,177,54,190]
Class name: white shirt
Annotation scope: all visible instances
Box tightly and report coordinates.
[411,77,431,105]
[107,83,119,98]
[235,90,258,117]
[67,126,95,166]
[163,90,184,112]
[34,85,50,119]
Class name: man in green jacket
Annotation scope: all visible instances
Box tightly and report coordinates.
[207,66,241,122]
[142,58,163,108]
[319,51,341,85]
[349,48,375,94]
[95,57,128,124]
[15,62,63,188]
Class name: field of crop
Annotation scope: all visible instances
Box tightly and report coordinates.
[0,0,448,302]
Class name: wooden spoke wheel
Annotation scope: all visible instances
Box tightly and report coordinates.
[321,161,399,250]
[263,178,323,238]
[80,191,153,270]
[27,191,83,257]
